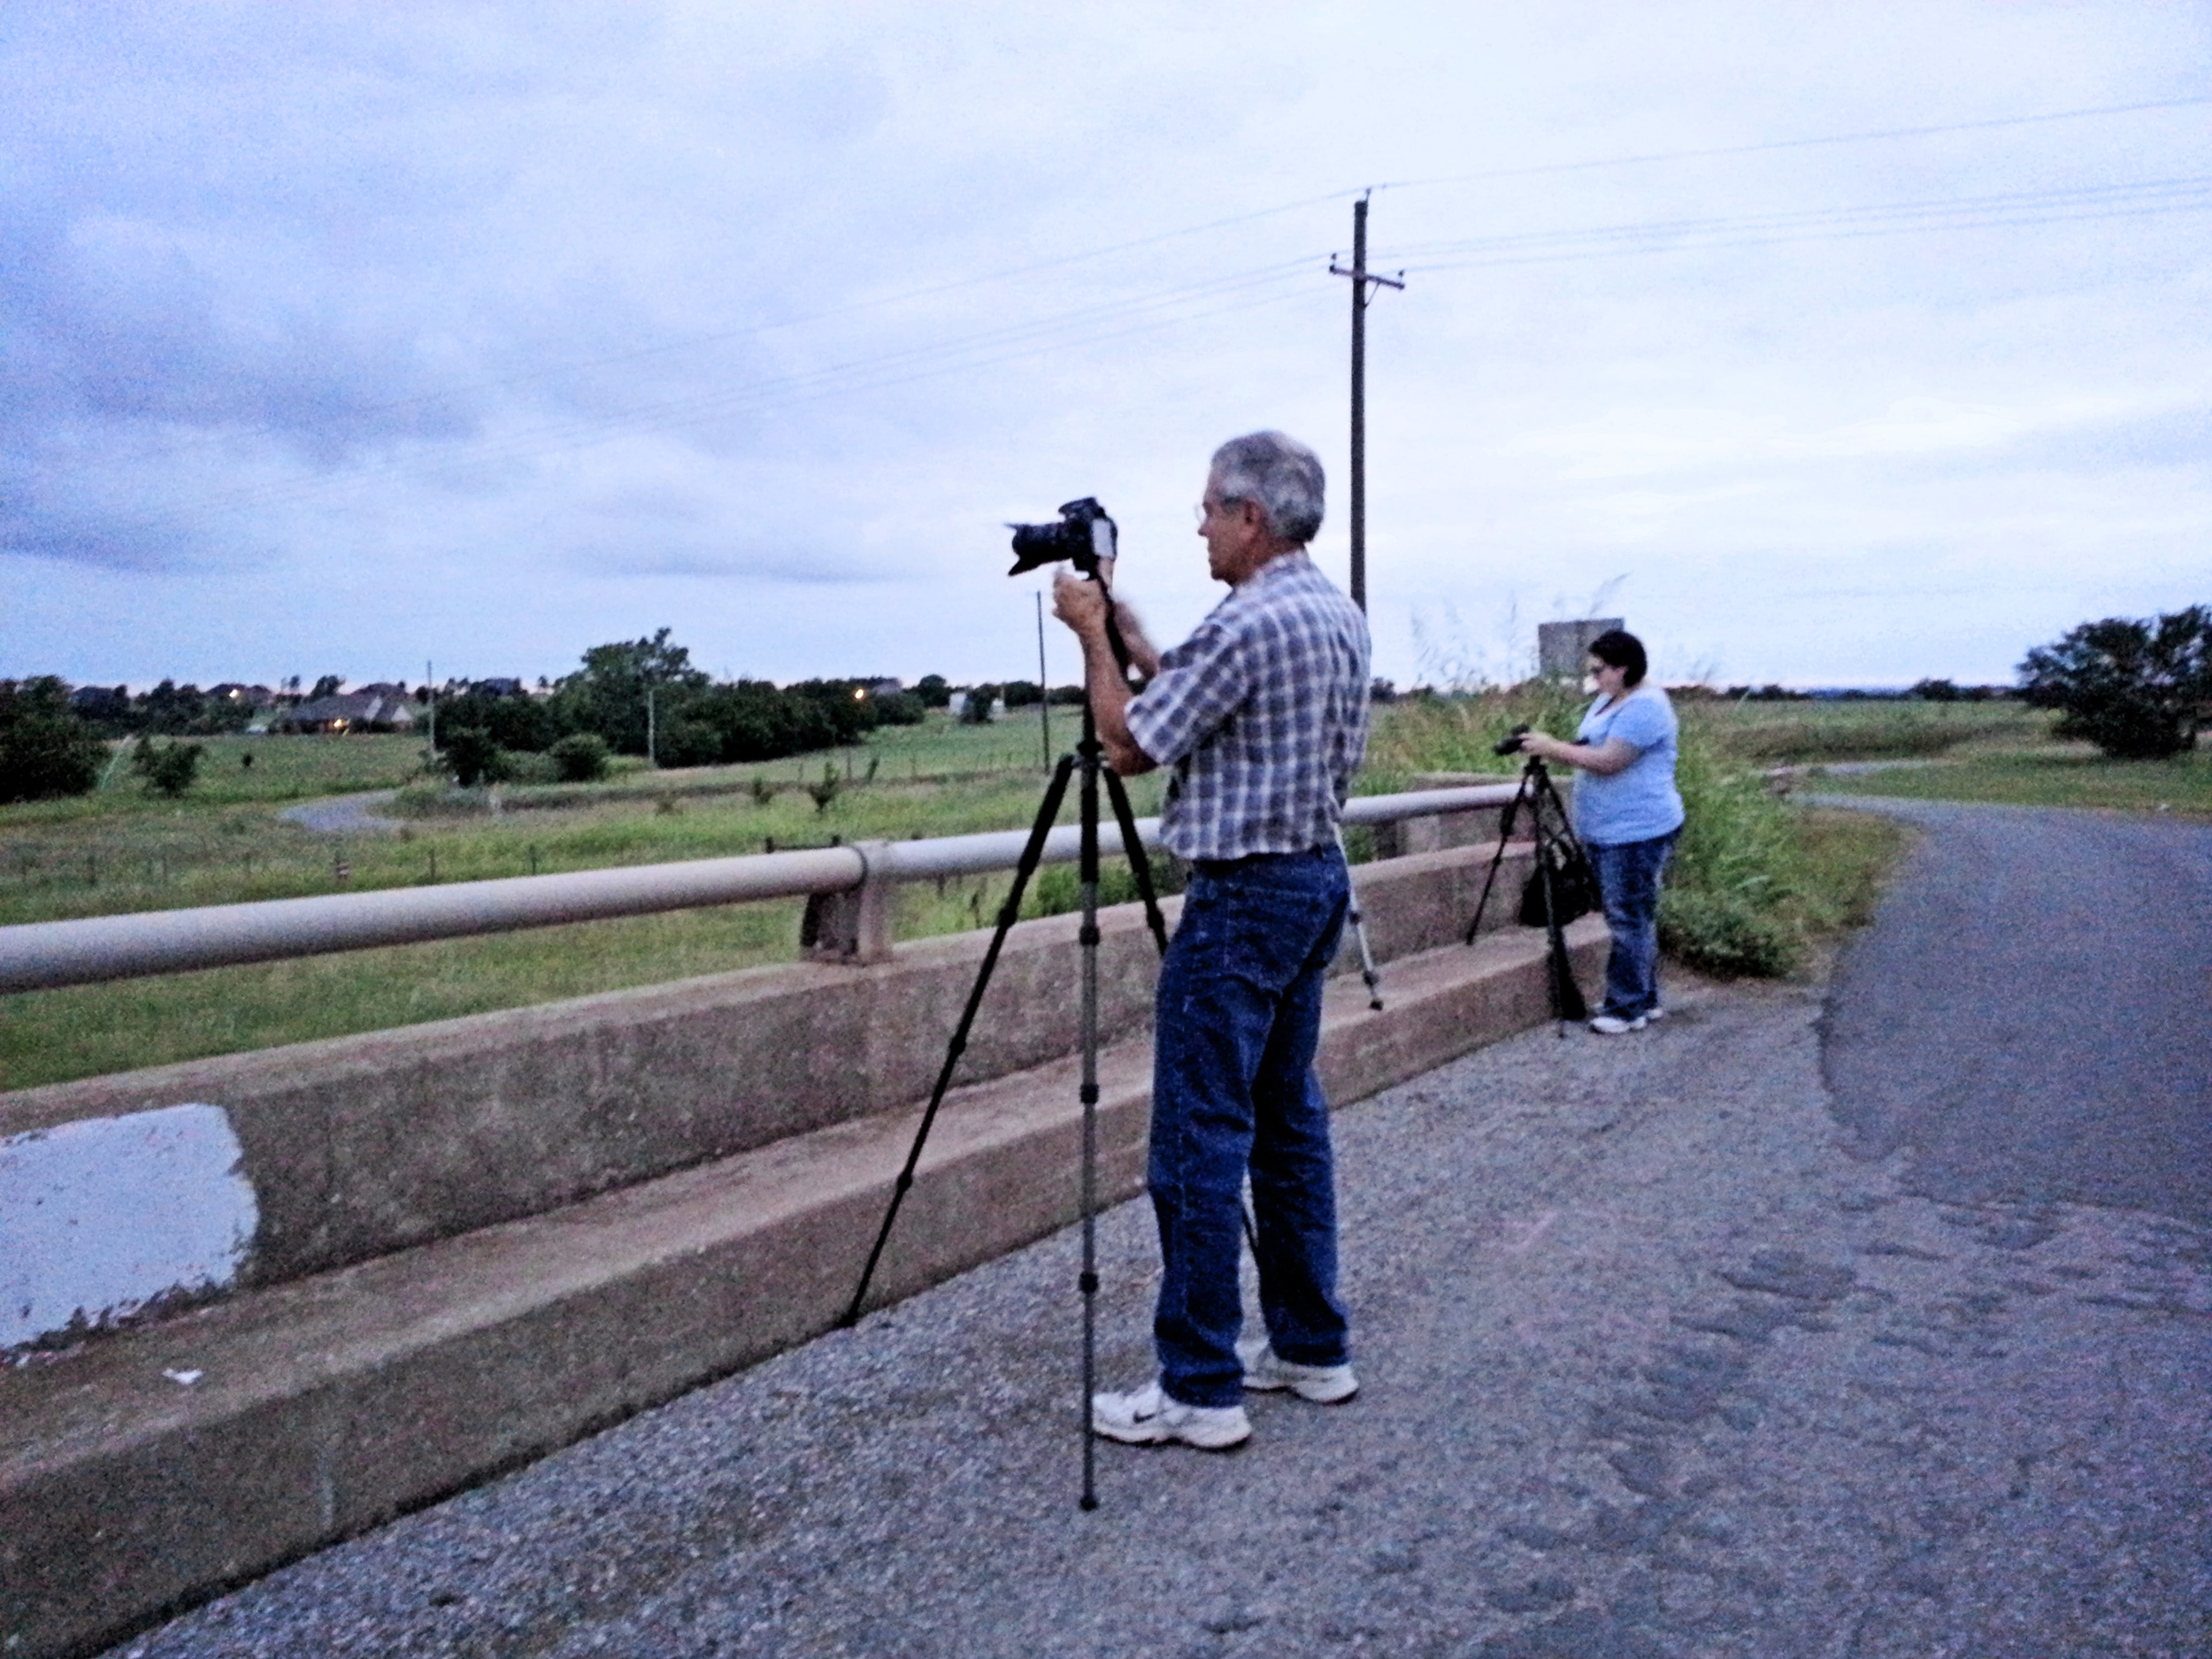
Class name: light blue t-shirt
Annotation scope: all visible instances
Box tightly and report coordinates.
[1571,686,1686,847]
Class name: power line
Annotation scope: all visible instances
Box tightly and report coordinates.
[1377,94,2212,193]
[1379,174,2212,273]
[17,96,2208,544]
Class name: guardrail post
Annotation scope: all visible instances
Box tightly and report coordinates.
[800,841,895,964]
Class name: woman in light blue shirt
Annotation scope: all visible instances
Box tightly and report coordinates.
[1520,629,1685,1033]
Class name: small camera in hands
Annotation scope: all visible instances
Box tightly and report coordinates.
[1494,723,1532,757]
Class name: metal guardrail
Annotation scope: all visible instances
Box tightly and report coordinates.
[0,785,1517,995]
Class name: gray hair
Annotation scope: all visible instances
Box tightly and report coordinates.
[1210,430,1325,544]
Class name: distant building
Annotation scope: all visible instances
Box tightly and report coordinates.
[1538,619,1624,680]
[274,688,419,733]
[953,689,1001,722]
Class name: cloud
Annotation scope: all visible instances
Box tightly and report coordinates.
[4,1,2210,687]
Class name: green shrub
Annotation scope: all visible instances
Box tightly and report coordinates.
[440,727,511,788]
[548,733,612,782]
[130,736,205,798]
[0,678,106,803]
[2018,607,2210,759]
[497,749,564,786]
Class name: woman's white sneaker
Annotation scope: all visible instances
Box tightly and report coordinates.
[1588,1012,1647,1034]
[1236,1338,1360,1403]
[1090,1380,1251,1449]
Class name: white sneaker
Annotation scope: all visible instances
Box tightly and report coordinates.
[1090,1380,1251,1449]
[1644,1004,1667,1022]
[1238,1338,1359,1403]
[1588,1012,1647,1034]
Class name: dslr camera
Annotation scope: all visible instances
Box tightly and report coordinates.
[1494,723,1532,757]
[1008,496,1118,578]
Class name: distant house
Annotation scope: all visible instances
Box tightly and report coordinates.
[953,689,1002,722]
[275,685,419,733]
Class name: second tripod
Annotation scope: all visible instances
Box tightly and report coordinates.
[1463,753,1597,1026]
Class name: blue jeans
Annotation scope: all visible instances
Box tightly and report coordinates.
[1148,846,1351,1408]
[1588,830,1678,1020]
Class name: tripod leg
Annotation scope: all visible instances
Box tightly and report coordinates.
[1334,829,1384,1010]
[841,753,1079,1329]
[1101,767,1170,957]
[1464,771,1535,946]
[1530,768,1591,1029]
[1078,733,1104,1510]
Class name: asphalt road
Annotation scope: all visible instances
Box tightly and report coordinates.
[1816,795,2212,1226]
[103,804,2211,1658]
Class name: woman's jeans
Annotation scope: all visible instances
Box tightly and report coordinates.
[1588,830,1678,1019]
[1149,846,1351,1409]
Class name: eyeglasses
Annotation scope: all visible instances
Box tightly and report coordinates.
[1193,495,1244,524]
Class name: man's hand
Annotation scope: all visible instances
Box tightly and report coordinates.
[1048,565,1156,776]
[1052,566,1110,635]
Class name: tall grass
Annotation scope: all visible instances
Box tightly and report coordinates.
[1367,690,1902,979]
[1658,733,1810,975]
[1358,684,1587,791]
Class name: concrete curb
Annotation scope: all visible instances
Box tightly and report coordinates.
[3,921,1602,1659]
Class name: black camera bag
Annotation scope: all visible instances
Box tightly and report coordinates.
[1518,841,1602,928]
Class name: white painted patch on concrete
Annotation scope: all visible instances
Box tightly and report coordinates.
[2,1103,258,1348]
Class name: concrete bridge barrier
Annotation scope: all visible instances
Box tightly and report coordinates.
[2,825,1596,1658]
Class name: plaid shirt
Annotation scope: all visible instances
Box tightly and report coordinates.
[1125,551,1371,862]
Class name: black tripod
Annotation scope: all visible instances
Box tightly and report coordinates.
[1463,754,1592,1026]
[841,602,1166,1513]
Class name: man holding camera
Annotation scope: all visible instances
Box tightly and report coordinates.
[1051,430,1371,1451]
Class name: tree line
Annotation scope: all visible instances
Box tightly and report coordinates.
[0,630,941,802]
[8,608,2204,804]
[427,630,938,786]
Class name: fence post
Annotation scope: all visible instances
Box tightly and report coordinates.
[799,840,895,964]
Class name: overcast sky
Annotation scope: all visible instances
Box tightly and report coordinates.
[4,2,2208,695]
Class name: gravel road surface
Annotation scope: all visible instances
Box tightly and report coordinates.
[274,791,403,833]
[104,805,2211,1658]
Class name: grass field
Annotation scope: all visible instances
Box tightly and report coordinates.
[0,717,1156,1090]
[4,693,2183,1092]
[1684,697,2049,764]
[1795,746,2212,815]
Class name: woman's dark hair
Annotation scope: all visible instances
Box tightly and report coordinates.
[1586,628,1647,687]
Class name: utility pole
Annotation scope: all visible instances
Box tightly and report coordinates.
[1330,192,1404,615]
[424,660,435,759]
[1035,590,1053,770]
